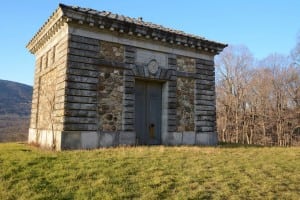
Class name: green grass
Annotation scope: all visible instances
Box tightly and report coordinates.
[0,143,299,200]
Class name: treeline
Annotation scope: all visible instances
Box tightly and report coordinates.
[215,35,300,146]
[0,115,29,142]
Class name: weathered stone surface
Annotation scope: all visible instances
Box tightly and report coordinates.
[195,110,216,116]
[63,117,97,124]
[196,69,215,76]
[196,115,215,121]
[195,99,215,106]
[69,47,99,58]
[197,127,215,132]
[37,68,57,130]
[182,131,196,145]
[68,55,100,65]
[65,103,96,110]
[98,68,123,131]
[29,129,62,150]
[64,124,97,131]
[69,41,99,52]
[68,74,98,83]
[176,71,195,78]
[196,94,216,100]
[71,34,99,46]
[99,41,124,62]
[61,131,82,149]
[177,56,195,73]
[196,121,216,127]
[195,132,218,145]
[65,110,97,117]
[196,79,214,85]
[197,106,216,112]
[122,124,134,131]
[28,128,37,144]
[65,96,97,104]
[119,131,136,145]
[100,132,118,147]
[168,132,182,145]
[67,82,97,90]
[136,48,167,67]
[167,125,177,132]
[65,88,97,97]
[68,61,98,71]
[67,68,98,77]
[196,58,214,66]
[196,74,215,81]
[176,77,195,132]
[81,132,99,149]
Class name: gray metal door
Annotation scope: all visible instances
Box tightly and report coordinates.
[135,80,162,145]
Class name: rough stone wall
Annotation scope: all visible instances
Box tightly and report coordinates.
[176,78,195,132]
[98,40,125,132]
[175,56,196,132]
[64,35,126,133]
[98,69,124,131]
[177,56,195,73]
[99,41,124,62]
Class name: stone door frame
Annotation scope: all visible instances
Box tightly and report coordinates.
[122,46,177,145]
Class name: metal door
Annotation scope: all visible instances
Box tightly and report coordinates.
[135,80,162,145]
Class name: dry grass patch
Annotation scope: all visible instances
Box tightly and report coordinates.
[0,143,299,199]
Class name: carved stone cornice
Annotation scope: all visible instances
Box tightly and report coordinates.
[27,4,227,55]
[26,7,66,54]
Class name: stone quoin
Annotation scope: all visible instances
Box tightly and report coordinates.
[27,4,227,150]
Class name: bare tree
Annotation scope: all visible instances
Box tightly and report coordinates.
[215,43,299,146]
[215,45,254,144]
[291,32,300,66]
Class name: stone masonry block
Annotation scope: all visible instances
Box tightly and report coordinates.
[61,131,82,149]
[81,132,99,149]
[168,132,182,145]
[119,131,136,145]
[182,131,196,145]
[196,132,218,145]
[100,132,118,147]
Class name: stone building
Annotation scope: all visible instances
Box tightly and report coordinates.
[27,4,227,150]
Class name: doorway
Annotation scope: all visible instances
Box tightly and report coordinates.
[135,80,162,145]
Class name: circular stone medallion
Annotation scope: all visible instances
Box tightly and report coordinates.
[147,59,159,74]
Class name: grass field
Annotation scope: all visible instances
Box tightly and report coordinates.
[0,143,299,199]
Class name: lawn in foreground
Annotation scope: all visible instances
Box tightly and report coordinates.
[0,143,299,199]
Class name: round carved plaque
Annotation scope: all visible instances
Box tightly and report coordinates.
[147,59,159,74]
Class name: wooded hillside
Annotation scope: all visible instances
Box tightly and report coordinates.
[0,80,32,142]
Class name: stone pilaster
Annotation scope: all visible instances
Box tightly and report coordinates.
[122,46,136,132]
[63,35,99,132]
[195,58,217,145]
[167,54,177,133]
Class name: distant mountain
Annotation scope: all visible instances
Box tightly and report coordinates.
[0,79,32,116]
[0,80,32,142]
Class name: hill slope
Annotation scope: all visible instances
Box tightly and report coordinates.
[0,79,32,142]
[0,144,299,199]
[0,79,32,116]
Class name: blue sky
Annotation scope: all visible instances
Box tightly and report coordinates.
[1,0,299,85]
